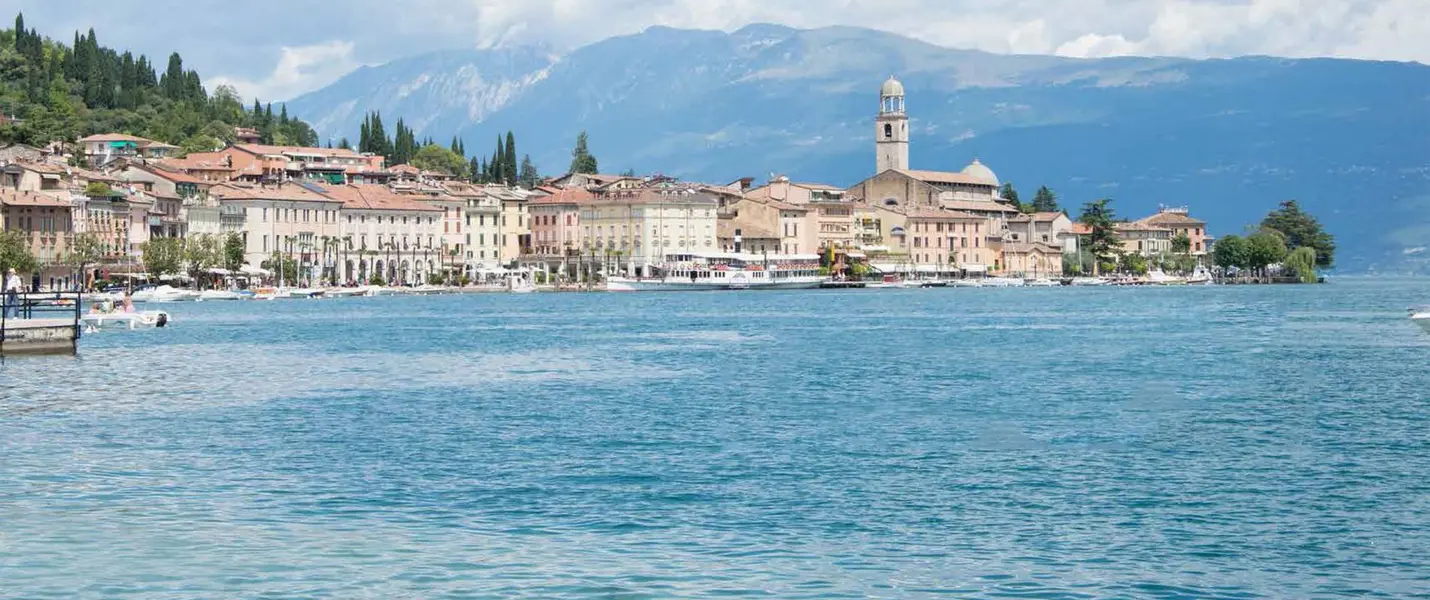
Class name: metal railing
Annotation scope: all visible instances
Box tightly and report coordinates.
[0,290,84,355]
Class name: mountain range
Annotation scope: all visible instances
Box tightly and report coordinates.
[284,24,1430,272]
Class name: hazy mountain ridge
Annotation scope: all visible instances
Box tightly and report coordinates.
[286,25,1430,271]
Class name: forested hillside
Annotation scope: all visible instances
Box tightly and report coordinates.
[0,12,316,154]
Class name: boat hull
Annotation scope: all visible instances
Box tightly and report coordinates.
[606,276,826,292]
[1414,313,1430,334]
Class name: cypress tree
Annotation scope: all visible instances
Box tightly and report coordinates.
[504,131,517,184]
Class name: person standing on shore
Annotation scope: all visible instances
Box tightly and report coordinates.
[3,268,22,319]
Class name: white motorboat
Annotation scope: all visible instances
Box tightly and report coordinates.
[199,289,246,301]
[412,284,452,295]
[282,287,325,299]
[81,310,170,331]
[950,279,983,288]
[325,286,372,298]
[131,285,200,303]
[507,279,536,294]
[1026,278,1060,287]
[982,277,1024,288]
[1070,277,1108,286]
[1411,308,1430,334]
[606,252,827,292]
[1147,269,1188,285]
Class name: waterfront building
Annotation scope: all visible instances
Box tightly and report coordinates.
[1004,212,1078,254]
[321,184,443,285]
[716,217,780,254]
[999,243,1064,278]
[1114,221,1174,257]
[528,187,591,265]
[209,182,342,277]
[1137,206,1208,255]
[724,197,817,256]
[580,184,719,276]
[1,189,74,289]
[153,156,238,183]
[485,185,532,265]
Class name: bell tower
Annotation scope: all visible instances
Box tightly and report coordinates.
[876,76,909,173]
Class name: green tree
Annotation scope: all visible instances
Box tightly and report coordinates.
[183,233,220,280]
[223,233,245,271]
[569,130,598,174]
[999,183,1021,210]
[504,131,518,183]
[140,237,184,276]
[519,154,539,188]
[84,181,112,197]
[1118,251,1149,275]
[1077,198,1119,275]
[1171,233,1191,255]
[1284,246,1317,283]
[64,232,105,289]
[1213,235,1249,271]
[410,143,468,178]
[1261,200,1335,268]
[1031,186,1060,213]
[1246,229,1288,275]
[0,230,38,275]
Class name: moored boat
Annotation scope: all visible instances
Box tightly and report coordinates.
[199,289,246,301]
[606,252,826,292]
[131,285,200,303]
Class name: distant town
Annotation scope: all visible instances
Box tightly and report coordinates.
[0,73,1240,291]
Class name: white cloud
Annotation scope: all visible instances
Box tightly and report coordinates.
[208,41,362,101]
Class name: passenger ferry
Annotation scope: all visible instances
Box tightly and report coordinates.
[606,252,827,291]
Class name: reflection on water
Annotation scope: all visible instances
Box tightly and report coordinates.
[3,279,1430,598]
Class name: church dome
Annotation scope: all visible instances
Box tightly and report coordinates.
[961,158,999,186]
[880,76,905,97]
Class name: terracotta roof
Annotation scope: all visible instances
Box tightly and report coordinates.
[905,207,981,220]
[156,157,235,172]
[1115,221,1171,232]
[209,182,342,203]
[1070,223,1093,235]
[140,165,203,184]
[0,189,70,207]
[72,168,120,184]
[11,161,69,175]
[940,200,1019,213]
[896,169,995,187]
[78,133,151,143]
[529,187,595,206]
[315,184,441,212]
[232,144,368,159]
[1141,211,1205,226]
[389,164,421,174]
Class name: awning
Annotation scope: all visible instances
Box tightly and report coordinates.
[206,268,232,275]
[239,265,271,276]
[963,264,988,273]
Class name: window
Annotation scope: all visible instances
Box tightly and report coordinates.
[262,235,268,252]
[884,123,892,138]
[262,208,268,222]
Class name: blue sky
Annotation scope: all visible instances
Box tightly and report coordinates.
[10,0,1428,102]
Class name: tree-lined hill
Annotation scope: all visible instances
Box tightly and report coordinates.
[0,12,317,154]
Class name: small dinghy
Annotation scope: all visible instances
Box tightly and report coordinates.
[1410,307,1430,334]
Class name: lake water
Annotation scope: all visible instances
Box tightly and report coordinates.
[3,279,1429,598]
